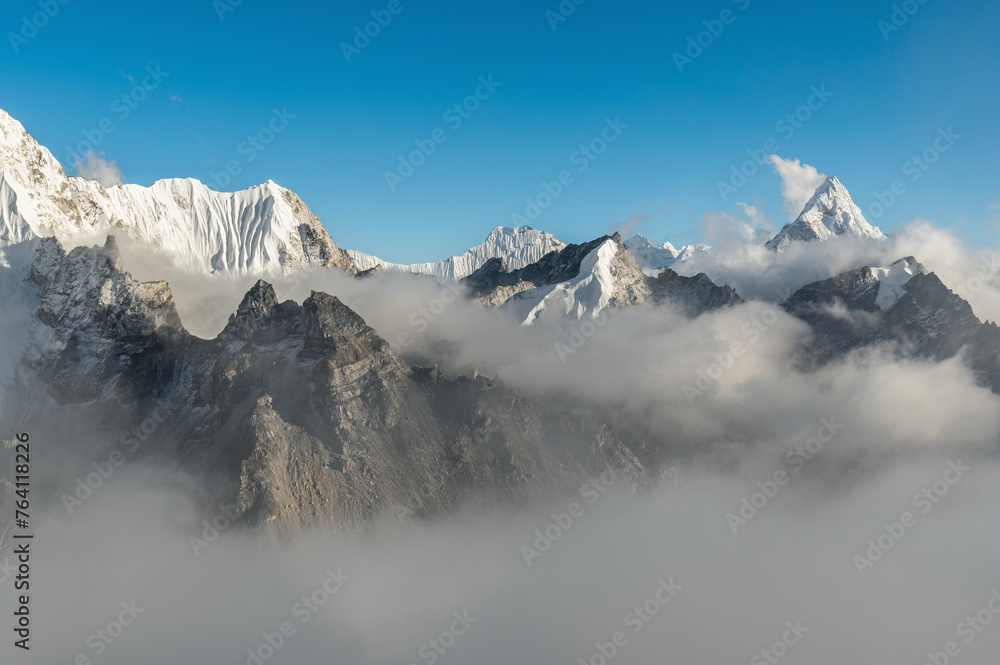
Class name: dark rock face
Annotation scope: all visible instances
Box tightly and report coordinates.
[646,269,742,318]
[966,322,1000,393]
[870,272,982,359]
[784,258,1000,389]
[15,237,648,537]
[782,263,889,364]
[26,236,187,405]
[462,232,740,318]
[462,236,613,306]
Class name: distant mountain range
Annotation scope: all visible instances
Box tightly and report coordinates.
[2,106,995,537]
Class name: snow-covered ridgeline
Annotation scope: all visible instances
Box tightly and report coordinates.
[348,226,566,282]
[0,108,354,276]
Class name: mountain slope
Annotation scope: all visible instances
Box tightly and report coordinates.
[463,233,740,324]
[8,236,648,535]
[348,226,566,282]
[0,107,355,276]
[783,257,996,380]
[766,176,886,252]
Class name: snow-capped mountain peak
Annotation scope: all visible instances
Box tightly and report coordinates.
[624,234,710,276]
[502,234,648,325]
[0,107,355,276]
[766,175,886,252]
[625,234,679,262]
[348,225,566,282]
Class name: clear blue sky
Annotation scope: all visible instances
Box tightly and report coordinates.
[1,0,997,262]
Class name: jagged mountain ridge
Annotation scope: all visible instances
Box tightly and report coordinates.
[462,233,741,324]
[783,257,1000,389]
[0,108,355,276]
[348,225,566,282]
[11,236,648,535]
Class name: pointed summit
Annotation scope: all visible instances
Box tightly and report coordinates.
[766,175,885,252]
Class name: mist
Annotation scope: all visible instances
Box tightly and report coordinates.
[4,216,999,663]
[2,450,1000,664]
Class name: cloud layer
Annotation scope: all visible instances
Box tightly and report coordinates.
[4,201,1000,664]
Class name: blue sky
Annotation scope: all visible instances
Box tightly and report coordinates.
[1,0,997,263]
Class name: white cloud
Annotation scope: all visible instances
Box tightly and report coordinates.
[736,202,766,227]
[73,149,125,187]
[767,155,827,218]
